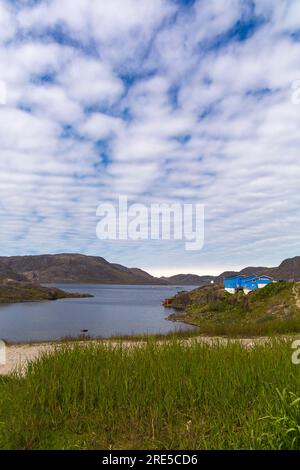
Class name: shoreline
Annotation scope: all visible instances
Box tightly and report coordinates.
[0,295,93,305]
[4,318,300,347]
[0,333,295,376]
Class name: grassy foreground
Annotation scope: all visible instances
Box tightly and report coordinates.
[1,339,300,450]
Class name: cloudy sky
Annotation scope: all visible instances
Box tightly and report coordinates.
[0,0,300,276]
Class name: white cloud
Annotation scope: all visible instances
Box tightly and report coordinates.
[58,56,124,106]
[80,112,124,140]
[19,84,83,124]
[0,0,300,273]
[0,0,15,41]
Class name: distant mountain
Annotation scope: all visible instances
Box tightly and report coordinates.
[161,274,215,286]
[0,254,169,285]
[0,264,26,282]
[0,253,299,286]
[162,257,300,286]
[163,257,300,286]
[215,257,300,283]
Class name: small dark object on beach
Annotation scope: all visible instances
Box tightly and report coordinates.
[80,329,88,333]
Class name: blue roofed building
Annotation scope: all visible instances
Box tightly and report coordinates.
[224,274,274,294]
[256,275,274,288]
[224,276,243,294]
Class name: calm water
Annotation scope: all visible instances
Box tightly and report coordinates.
[0,284,196,342]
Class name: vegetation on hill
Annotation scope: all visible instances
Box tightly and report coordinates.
[1,340,300,449]
[0,281,92,303]
[167,282,300,336]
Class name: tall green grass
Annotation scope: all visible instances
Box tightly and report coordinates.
[179,318,300,337]
[1,339,300,449]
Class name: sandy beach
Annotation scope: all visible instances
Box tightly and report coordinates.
[0,335,274,376]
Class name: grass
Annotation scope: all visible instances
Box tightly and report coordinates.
[1,339,300,449]
[4,328,201,346]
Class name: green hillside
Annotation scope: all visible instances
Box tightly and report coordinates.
[167,282,300,336]
[0,281,92,303]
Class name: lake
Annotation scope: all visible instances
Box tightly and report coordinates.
[0,284,196,342]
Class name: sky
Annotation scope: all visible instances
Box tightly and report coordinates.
[0,0,300,277]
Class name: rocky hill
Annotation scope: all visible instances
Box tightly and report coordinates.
[0,280,92,303]
[0,264,26,282]
[0,254,299,286]
[215,257,300,283]
[0,254,168,284]
[166,281,300,336]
